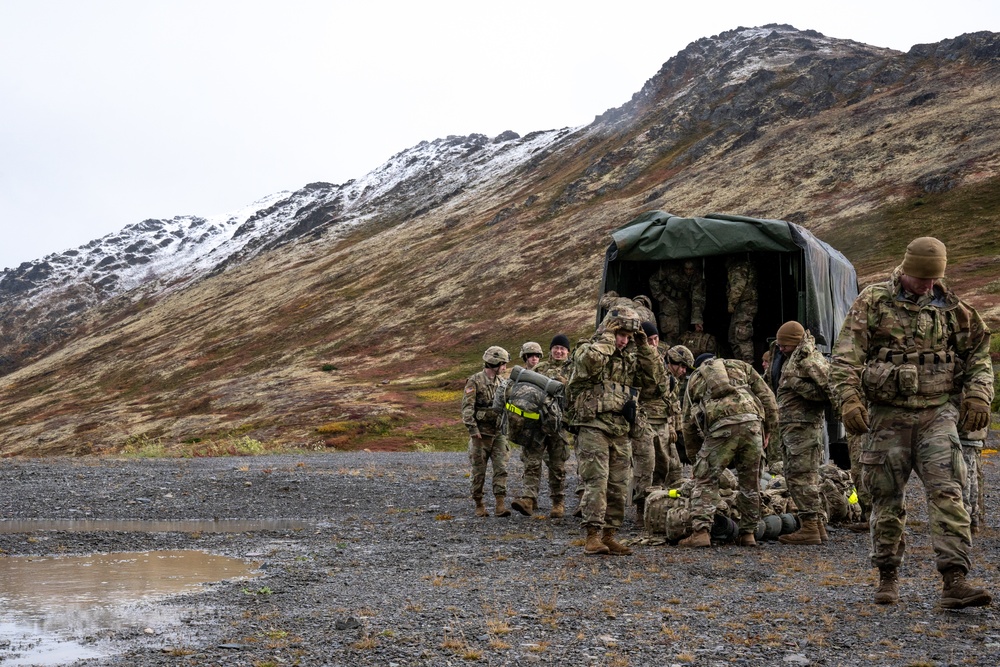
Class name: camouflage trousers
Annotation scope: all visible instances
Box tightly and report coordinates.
[468,434,509,500]
[961,439,984,531]
[860,403,971,573]
[688,419,763,534]
[779,420,827,521]
[630,419,680,503]
[656,298,690,347]
[847,433,872,517]
[727,301,756,365]
[577,426,632,529]
[519,432,570,502]
[651,420,682,489]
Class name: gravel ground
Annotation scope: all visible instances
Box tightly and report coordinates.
[1,451,998,667]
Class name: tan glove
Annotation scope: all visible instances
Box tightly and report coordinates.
[958,397,991,433]
[841,392,870,436]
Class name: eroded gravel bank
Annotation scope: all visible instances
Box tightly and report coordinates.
[1,452,998,667]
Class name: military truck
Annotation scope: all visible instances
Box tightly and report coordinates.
[597,210,859,466]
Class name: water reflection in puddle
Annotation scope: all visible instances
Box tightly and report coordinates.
[0,550,260,665]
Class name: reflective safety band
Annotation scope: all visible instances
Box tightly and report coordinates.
[848,489,859,504]
[506,403,540,420]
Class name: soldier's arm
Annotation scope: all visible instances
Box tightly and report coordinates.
[461,378,480,436]
[727,265,748,311]
[954,304,995,405]
[635,338,668,395]
[829,291,875,407]
[574,335,616,383]
[648,267,667,303]
[748,366,779,437]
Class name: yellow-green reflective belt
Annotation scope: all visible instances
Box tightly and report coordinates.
[506,403,540,420]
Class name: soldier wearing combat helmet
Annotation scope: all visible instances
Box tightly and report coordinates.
[830,237,994,608]
[462,346,512,518]
[566,306,666,555]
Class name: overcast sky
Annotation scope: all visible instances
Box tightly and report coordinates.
[2,1,998,270]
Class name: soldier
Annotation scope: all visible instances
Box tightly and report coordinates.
[535,334,572,381]
[665,345,696,468]
[830,236,993,608]
[649,259,706,346]
[679,353,778,548]
[726,255,758,364]
[566,307,664,555]
[772,321,832,546]
[631,322,675,529]
[511,341,570,519]
[462,346,512,518]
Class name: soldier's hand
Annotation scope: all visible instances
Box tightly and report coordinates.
[959,397,991,432]
[633,328,647,345]
[841,393,870,436]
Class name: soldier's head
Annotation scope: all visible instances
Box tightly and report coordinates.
[694,352,715,369]
[519,341,543,368]
[482,346,509,375]
[549,334,571,362]
[775,321,805,354]
[761,350,772,371]
[603,306,641,350]
[900,236,946,296]
[667,345,696,377]
[682,259,697,275]
[641,321,659,348]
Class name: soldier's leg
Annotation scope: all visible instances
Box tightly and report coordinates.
[489,435,510,499]
[576,427,611,528]
[631,422,655,505]
[731,421,764,535]
[520,445,543,501]
[687,431,737,533]
[864,406,916,571]
[469,436,488,501]
[728,303,757,365]
[912,405,972,574]
[545,435,570,504]
[848,433,873,518]
[780,421,826,521]
[605,435,633,529]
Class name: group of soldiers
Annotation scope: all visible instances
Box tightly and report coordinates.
[461,236,994,610]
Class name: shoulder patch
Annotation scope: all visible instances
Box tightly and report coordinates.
[465,385,476,394]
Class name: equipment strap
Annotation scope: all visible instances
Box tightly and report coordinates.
[506,403,540,420]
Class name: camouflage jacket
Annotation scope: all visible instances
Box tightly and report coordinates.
[640,352,672,422]
[534,358,572,385]
[648,262,706,325]
[726,257,758,311]
[830,266,994,409]
[776,331,831,424]
[461,369,505,437]
[567,332,666,436]
[599,292,656,326]
[682,358,778,450]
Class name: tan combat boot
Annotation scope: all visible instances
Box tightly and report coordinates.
[549,498,565,519]
[584,527,611,555]
[778,517,823,545]
[737,532,757,547]
[602,528,633,556]
[495,495,511,517]
[874,566,899,605]
[679,528,711,548]
[511,497,534,516]
[634,499,645,531]
[474,498,488,517]
[941,568,992,609]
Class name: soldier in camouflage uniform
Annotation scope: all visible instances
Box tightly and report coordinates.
[511,341,571,519]
[567,307,665,555]
[665,345,695,469]
[678,353,778,547]
[649,259,706,347]
[726,255,758,364]
[830,237,993,609]
[771,321,832,546]
[535,334,577,518]
[462,346,512,518]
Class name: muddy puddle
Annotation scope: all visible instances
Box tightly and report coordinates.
[0,550,260,665]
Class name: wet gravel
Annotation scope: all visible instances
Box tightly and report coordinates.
[1,451,999,666]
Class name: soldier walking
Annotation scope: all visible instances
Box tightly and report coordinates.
[462,346,512,518]
[830,237,993,608]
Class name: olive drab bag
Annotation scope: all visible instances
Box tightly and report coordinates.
[493,365,564,448]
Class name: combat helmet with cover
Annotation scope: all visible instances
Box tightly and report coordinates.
[601,306,642,334]
[519,341,543,359]
[483,346,510,366]
[667,345,695,370]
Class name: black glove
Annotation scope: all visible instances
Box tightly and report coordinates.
[621,399,637,425]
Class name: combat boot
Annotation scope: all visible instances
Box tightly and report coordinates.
[874,566,899,605]
[679,528,711,548]
[584,527,610,555]
[602,528,633,556]
[549,498,565,519]
[737,532,757,547]
[511,497,534,516]
[778,517,823,545]
[495,495,511,518]
[634,498,645,530]
[474,498,488,517]
[941,567,992,609]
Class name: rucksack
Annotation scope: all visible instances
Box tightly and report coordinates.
[493,366,564,448]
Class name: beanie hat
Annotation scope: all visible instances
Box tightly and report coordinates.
[694,352,715,368]
[776,321,805,347]
[550,334,571,350]
[901,236,947,279]
[640,321,658,337]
